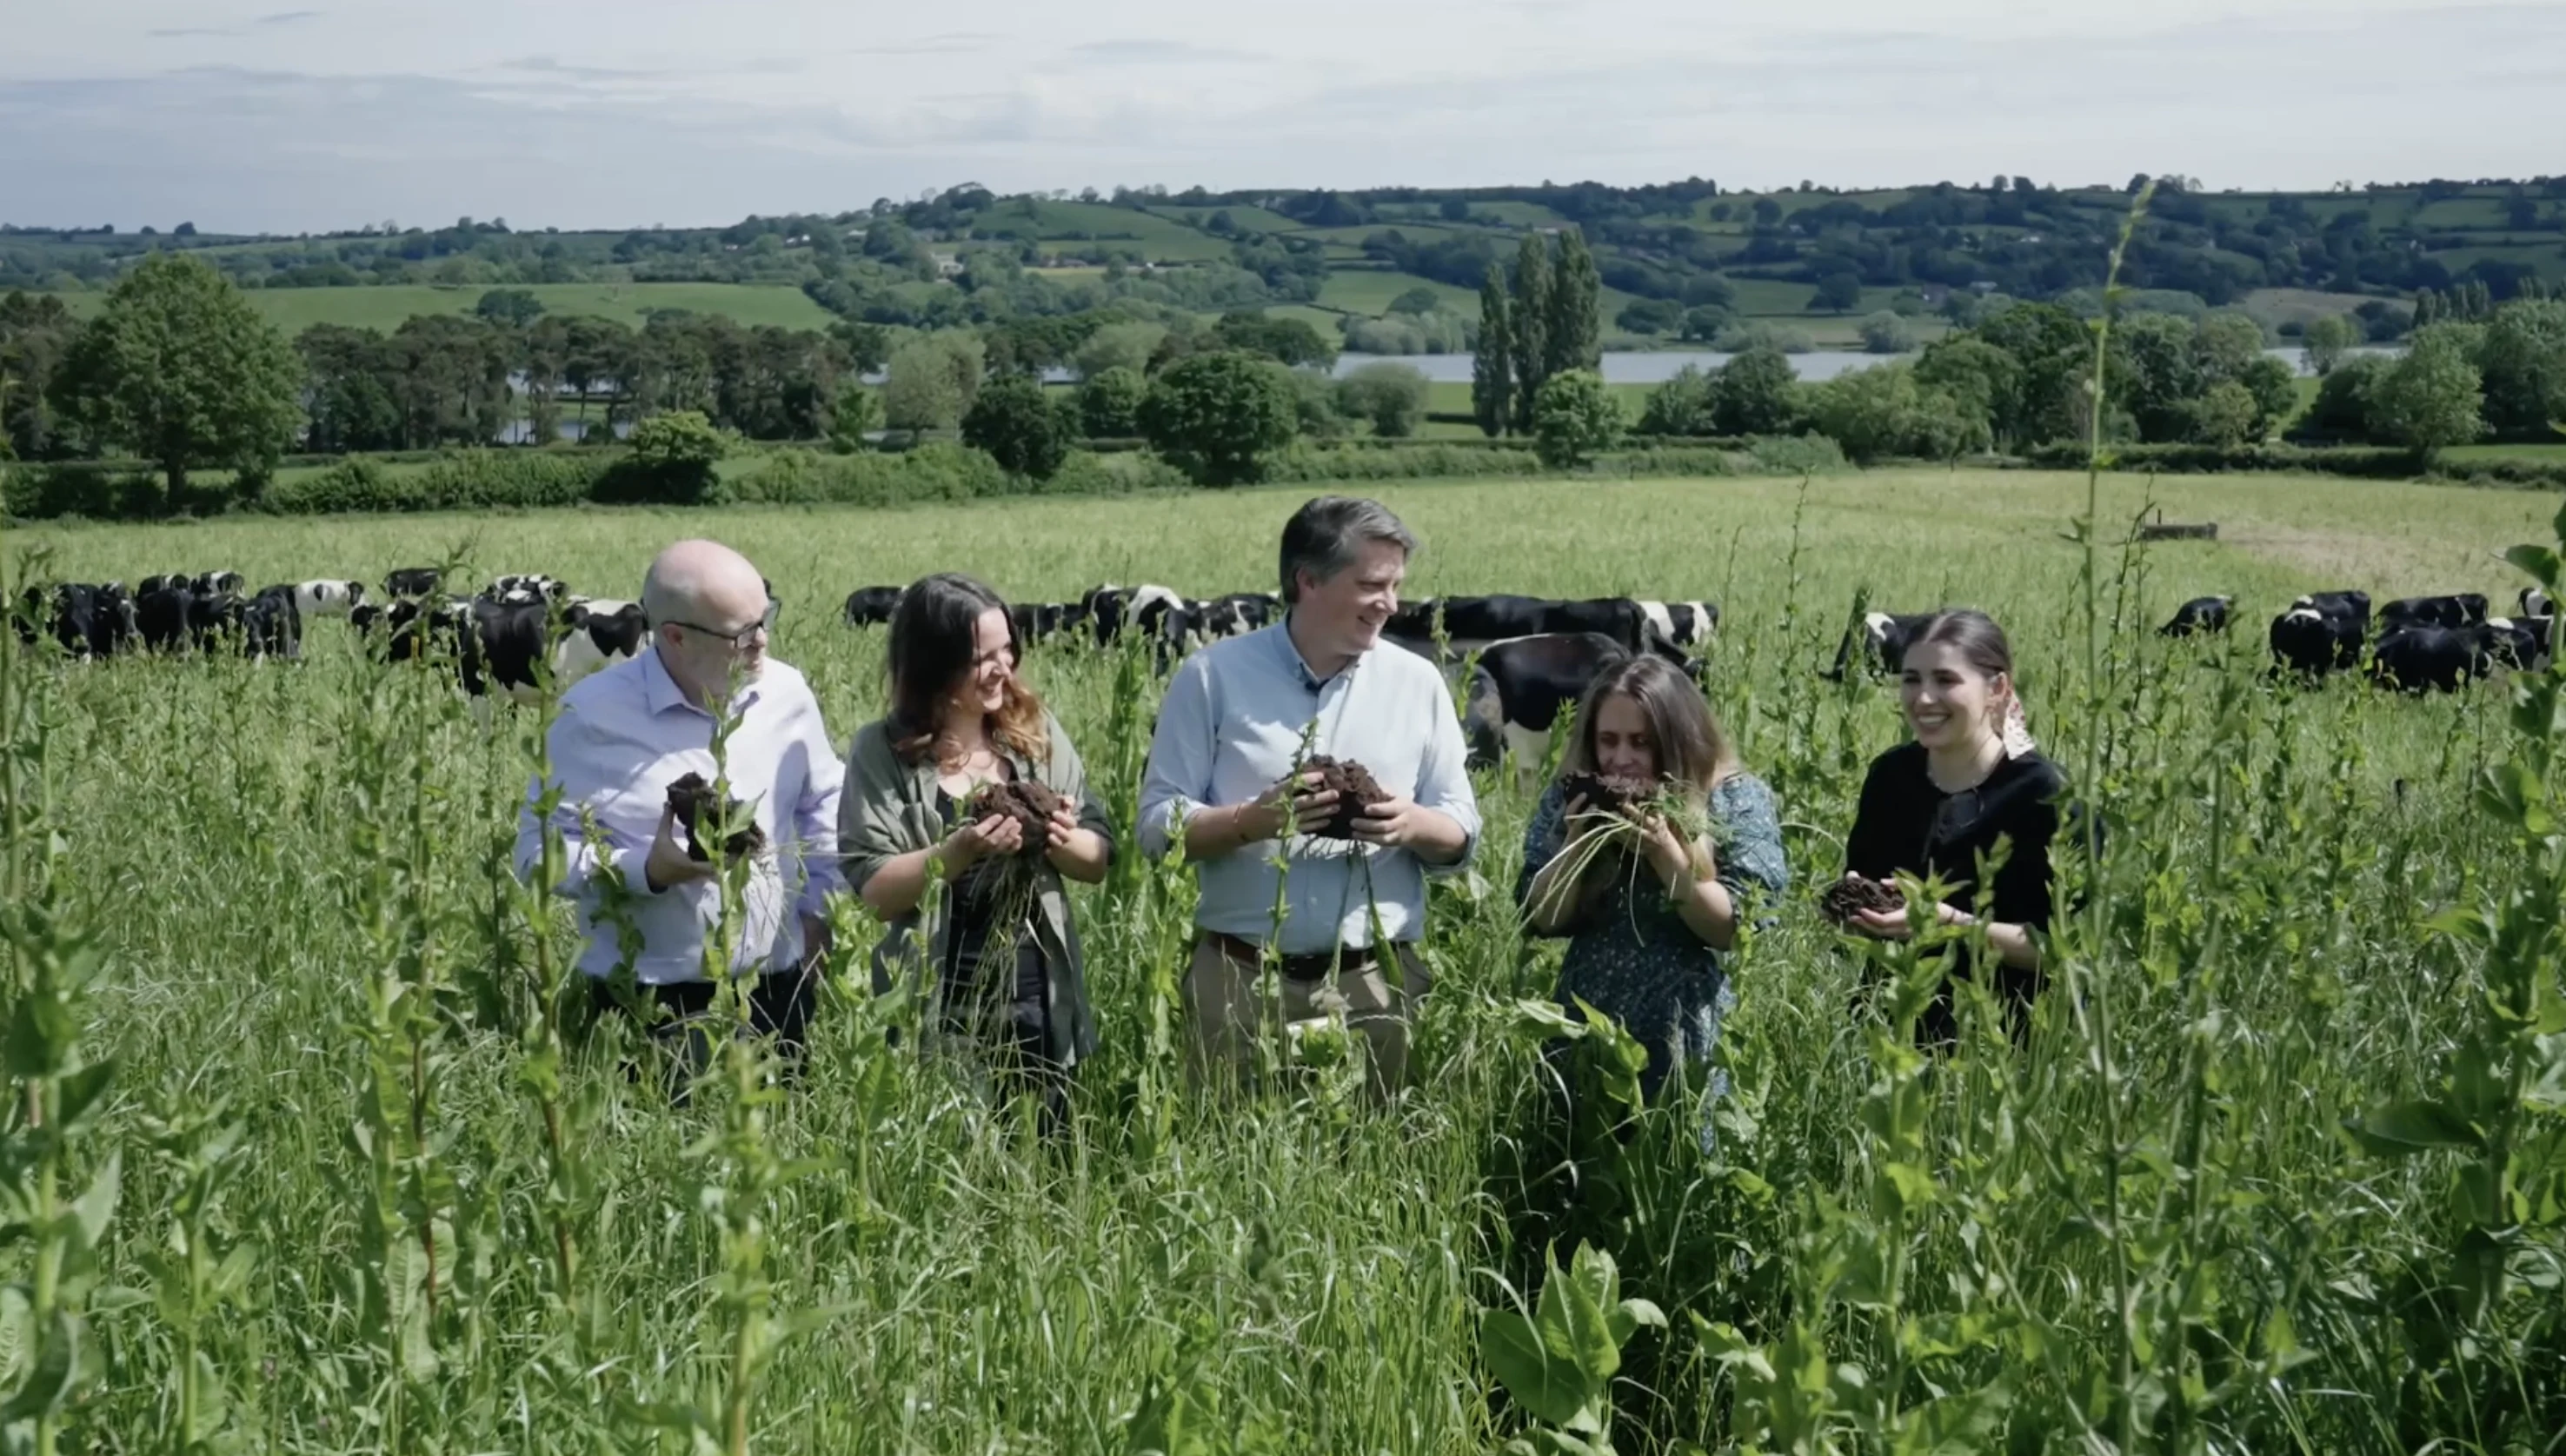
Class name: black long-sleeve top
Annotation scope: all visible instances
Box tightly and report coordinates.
[1844,742,2069,930]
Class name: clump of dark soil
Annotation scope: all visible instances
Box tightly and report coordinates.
[1820,875,1906,925]
[1559,771,1663,818]
[963,778,1067,858]
[1302,755,1390,840]
[666,772,769,862]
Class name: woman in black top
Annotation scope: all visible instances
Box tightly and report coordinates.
[1840,609,2067,1045]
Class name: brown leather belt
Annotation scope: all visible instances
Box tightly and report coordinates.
[1205,930,1398,984]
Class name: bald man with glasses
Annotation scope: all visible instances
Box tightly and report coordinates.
[512,538,844,1083]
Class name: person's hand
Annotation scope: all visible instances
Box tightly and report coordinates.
[1236,770,1336,842]
[644,806,715,893]
[797,911,833,967]
[938,813,1021,874]
[1044,799,1080,851]
[1632,811,1698,884]
[1350,793,1429,850]
[1847,883,1967,941]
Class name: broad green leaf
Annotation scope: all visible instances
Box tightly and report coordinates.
[2351,1099,2483,1154]
[1893,1379,2011,1456]
[2504,543,2562,591]
[0,1309,74,1422]
[1479,1308,1593,1430]
[70,1152,119,1249]
[52,1060,115,1137]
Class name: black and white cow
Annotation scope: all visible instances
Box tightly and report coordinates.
[2268,591,2370,677]
[2521,588,2553,620]
[2159,595,2233,638]
[189,570,244,597]
[551,598,648,689]
[136,585,194,653]
[1190,592,1280,642]
[1460,632,1639,774]
[384,567,444,599]
[1826,609,1938,680]
[137,574,192,598]
[2478,615,2552,673]
[2378,593,2488,633]
[295,579,367,618]
[1387,595,1649,659]
[1008,601,1090,645]
[241,585,302,661]
[1639,600,1718,654]
[2370,624,2509,694]
[482,574,572,607]
[356,595,473,665]
[15,583,136,659]
[1082,583,1184,646]
[842,585,905,628]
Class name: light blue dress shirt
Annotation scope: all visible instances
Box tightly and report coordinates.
[1138,621,1481,954]
[513,646,846,984]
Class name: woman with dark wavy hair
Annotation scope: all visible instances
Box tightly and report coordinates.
[839,573,1113,1129]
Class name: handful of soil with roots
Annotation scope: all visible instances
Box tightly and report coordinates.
[962,778,1067,859]
[1821,875,1906,926]
[1559,771,1664,819]
[666,772,769,863]
[1301,755,1390,840]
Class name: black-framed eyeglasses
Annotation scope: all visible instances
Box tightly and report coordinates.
[660,601,777,650]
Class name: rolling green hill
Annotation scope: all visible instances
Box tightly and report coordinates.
[45,281,839,332]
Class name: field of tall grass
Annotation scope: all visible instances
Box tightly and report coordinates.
[5,468,2564,1453]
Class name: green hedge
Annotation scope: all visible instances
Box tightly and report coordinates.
[2024,441,2566,489]
[719,445,1187,507]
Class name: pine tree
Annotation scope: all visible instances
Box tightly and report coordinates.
[2415,289,2442,328]
[1509,236,1553,435]
[1546,229,1603,379]
[1472,263,1513,438]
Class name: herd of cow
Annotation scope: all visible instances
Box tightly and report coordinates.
[13,567,2556,773]
[9,568,655,704]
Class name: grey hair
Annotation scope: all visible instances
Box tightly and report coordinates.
[1277,495,1418,604]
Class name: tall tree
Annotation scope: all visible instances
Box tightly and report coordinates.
[1509,236,1553,435]
[2477,299,2566,438]
[1472,263,1513,438]
[1545,229,1602,379]
[0,291,80,461]
[2366,322,2485,455]
[50,252,301,495]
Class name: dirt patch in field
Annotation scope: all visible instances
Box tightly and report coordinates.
[2217,523,2496,592]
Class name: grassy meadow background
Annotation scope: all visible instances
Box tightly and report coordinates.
[7,469,2565,1453]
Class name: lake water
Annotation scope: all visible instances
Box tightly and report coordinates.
[1329,346,2386,384]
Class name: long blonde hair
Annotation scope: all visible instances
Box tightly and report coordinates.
[1558,655,1741,807]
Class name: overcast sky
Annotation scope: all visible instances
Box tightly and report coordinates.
[3,0,2561,235]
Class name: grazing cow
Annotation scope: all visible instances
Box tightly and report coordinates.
[138,574,192,598]
[2268,591,2370,678]
[1827,610,1938,680]
[2478,616,2552,673]
[551,598,648,690]
[2159,595,2234,637]
[17,583,134,659]
[2521,588,2553,619]
[1460,633,1638,774]
[384,567,443,599]
[455,598,553,704]
[1190,592,1280,642]
[184,590,247,653]
[137,586,193,653]
[189,570,244,597]
[842,585,905,628]
[358,595,473,665]
[1387,595,1648,658]
[1008,601,1090,645]
[2379,593,2488,632]
[295,579,367,618]
[2370,624,2510,694]
[241,586,302,661]
[482,574,571,607]
[1639,600,1719,653]
[1082,583,1183,645]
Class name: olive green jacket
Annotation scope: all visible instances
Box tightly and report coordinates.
[837,710,1113,1066]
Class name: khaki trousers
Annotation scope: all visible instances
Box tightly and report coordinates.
[1182,934,1431,1095]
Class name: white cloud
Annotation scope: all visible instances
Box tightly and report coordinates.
[1,0,2559,230]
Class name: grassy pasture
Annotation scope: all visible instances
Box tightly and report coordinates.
[8,469,2564,1451]
[1317,269,1482,316]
